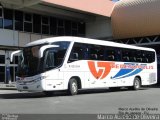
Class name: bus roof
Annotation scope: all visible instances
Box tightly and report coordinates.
[25,36,155,52]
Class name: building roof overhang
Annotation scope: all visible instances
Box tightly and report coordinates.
[111,0,160,39]
[0,0,115,17]
[41,0,115,17]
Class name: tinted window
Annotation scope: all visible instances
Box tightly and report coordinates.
[0,8,86,36]
[42,25,49,34]
[33,14,41,33]
[0,8,3,28]
[44,42,70,69]
[42,16,49,24]
[122,49,131,62]
[0,55,5,64]
[65,20,72,35]
[45,51,55,70]
[50,17,57,35]
[24,13,32,32]
[105,49,116,61]
[24,22,32,32]
[72,22,78,36]
[25,13,32,22]
[4,8,13,29]
[121,49,155,63]
[0,18,3,28]
[146,52,155,63]
[69,43,85,62]
[58,19,64,27]
[0,66,5,82]
[78,22,85,36]
[57,19,64,35]
[89,45,105,60]
[42,16,49,34]
[15,10,23,31]
[68,43,155,63]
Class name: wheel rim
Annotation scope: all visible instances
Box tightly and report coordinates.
[135,80,140,89]
[72,82,77,93]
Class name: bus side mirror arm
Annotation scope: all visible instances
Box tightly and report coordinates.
[10,50,21,62]
[39,45,59,58]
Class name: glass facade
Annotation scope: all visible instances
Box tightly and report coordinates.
[33,14,41,34]
[4,8,13,29]
[0,8,3,28]
[0,7,85,37]
[15,10,23,31]
[0,7,86,84]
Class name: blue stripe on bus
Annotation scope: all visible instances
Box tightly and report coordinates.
[111,63,146,79]
[112,68,143,79]
[112,69,134,79]
[120,68,143,79]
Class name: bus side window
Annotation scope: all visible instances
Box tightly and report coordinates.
[88,45,105,61]
[136,51,142,62]
[151,52,155,62]
[90,53,98,60]
[105,49,115,61]
[130,51,136,62]
[68,43,84,62]
[44,50,55,70]
[56,50,66,65]
[97,48,105,60]
[89,45,98,60]
[84,47,89,60]
[70,52,79,61]
[141,52,148,63]
[122,50,130,62]
[146,52,155,63]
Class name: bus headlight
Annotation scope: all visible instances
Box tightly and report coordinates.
[16,77,20,81]
[33,76,46,82]
[16,76,47,84]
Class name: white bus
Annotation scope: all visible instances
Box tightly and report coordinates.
[12,36,157,95]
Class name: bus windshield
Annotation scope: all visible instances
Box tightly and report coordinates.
[17,41,70,77]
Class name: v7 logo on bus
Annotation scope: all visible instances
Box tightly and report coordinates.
[88,61,113,80]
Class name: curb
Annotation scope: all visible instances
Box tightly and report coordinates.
[0,84,17,90]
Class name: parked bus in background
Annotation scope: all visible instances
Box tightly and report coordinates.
[11,36,157,96]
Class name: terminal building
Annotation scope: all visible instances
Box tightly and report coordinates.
[0,0,114,84]
[0,0,159,85]
[111,0,160,84]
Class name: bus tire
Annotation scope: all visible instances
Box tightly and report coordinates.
[68,78,78,95]
[43,91,54,96]
[131,77,141,90]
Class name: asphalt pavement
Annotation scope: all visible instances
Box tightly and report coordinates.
[0,86,160,120]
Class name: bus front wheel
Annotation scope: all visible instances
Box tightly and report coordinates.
[68,78,78,95]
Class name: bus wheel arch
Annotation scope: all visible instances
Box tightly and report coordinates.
[68,76,81,95]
